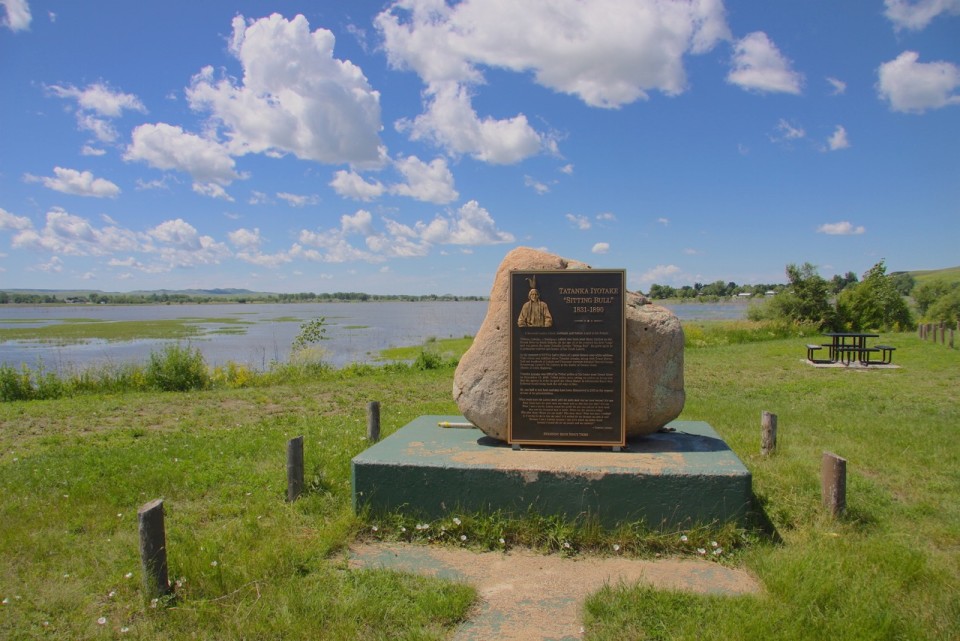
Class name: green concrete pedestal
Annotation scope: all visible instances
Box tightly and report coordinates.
[351,416,752,528]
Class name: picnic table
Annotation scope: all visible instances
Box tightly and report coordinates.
[806,332,896,365]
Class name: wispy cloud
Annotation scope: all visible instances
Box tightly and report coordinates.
[817,221,865,235]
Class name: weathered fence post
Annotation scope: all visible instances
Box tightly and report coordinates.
[286,436,304,502]
[761,411,778,456]
[138,498,170,599]
[367,401,381,443]
[821,452,847,518]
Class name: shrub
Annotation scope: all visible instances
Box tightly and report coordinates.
[145,343,210,392]
[0,364,33,401]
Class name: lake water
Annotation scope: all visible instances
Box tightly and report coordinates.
[0,300,751,372]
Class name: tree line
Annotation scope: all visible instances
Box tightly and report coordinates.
[746,260,959,331]
[0,291,486,305]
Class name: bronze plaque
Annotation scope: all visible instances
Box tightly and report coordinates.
[509,270,626,447]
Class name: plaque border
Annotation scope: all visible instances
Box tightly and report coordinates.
[507,269,627,447]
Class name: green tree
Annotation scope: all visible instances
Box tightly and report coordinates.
[646,284,675,299]
[927,288,960,323]
[748,263,836,329]
[889,272,915,296]
[291,317,328,354]
[838,260,914,331]
[912,279,953,316]
[830,271,858,294]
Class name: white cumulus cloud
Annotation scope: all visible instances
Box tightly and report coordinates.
[827,125,850,151]
[330,170,385,201]
[26,167,120,198]
[377,0,730,163]
[877,51,960,113]
[727,32,803,95]
[638,264,683,286]
[47,81,146,143]
[187,14,383,166]
[0,207,32,231]
[126,123,241,185]
[566,214,591,230]
[377,0,729,107]
[397,82,546,164]
[277,192,320,207]
[592,242,610,254]
[389,155,459,204]
[817,221,865,235]
[417,200,515,245]
[884,0,960,31]
[11,207,139,256]
[228,228,262,250]
[1,0,31,32]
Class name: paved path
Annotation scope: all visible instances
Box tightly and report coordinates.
[349,542,761,641]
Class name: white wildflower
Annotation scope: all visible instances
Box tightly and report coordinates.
[452,517,461,526]
[97,617,107,625]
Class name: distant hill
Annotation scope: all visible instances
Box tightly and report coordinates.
[905,266,960,286]
[126,288,263,297]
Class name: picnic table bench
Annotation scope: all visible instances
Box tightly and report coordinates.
[807,333,895,366]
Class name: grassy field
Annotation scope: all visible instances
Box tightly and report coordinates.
[0,326,957,640]
[909,265,960,286]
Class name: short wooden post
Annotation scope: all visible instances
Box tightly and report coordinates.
[138,499,170,599]
[761,411,778,456]
[941,322,947,345]
[367,401,381,443]
[821,452,847,517]
[286,436,304,502]
[950,328,955,349]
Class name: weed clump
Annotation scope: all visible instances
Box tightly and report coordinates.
[145,343,211,392]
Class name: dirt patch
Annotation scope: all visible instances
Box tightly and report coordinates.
[349,542,760,641]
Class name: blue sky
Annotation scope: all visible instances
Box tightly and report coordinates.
[1,1,958,296]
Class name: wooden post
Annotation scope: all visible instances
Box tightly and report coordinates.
[821,452,847,517]
[941,322,947,345]
[367,401,381,443]
[761,411,778,456]
[286,436,304,502]
[933,325,938,343]
[950,328,955,350]
[138,499,170,599]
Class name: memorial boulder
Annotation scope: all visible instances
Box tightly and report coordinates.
[453,247,685,441]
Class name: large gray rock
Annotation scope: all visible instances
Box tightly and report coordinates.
[453,247,685,441]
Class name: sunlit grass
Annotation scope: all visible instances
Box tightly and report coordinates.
[0,327,957,639]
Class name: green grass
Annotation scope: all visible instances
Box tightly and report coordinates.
[909,265,960,286]
[378,336,474,362]
[0,325,958,639]
[0,319,206,344]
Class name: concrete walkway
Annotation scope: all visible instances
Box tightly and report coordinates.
[349,542,761,641]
